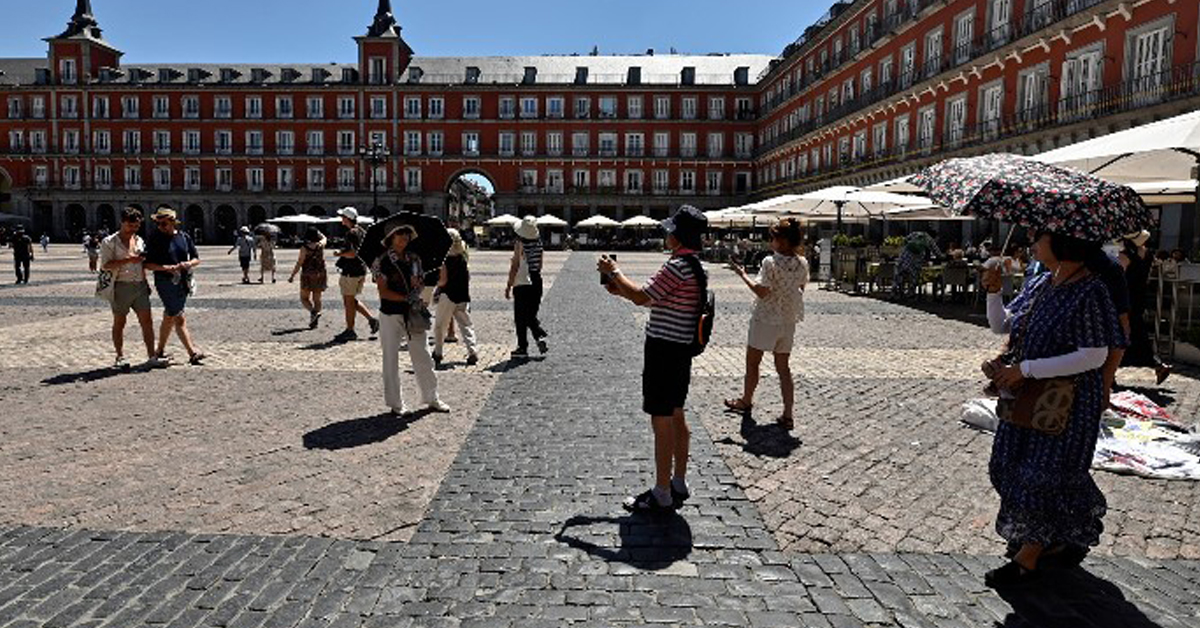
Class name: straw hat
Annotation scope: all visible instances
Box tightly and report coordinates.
[515,215,540,240]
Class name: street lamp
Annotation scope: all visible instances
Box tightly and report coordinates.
[358,141,391,216]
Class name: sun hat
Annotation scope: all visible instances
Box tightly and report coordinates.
[446,228,466,257]
[336,207,359,222]
[1126,230,1151,247]
[239,226,250,234]
[515,216,540,240]
[382,223,418,245]
[662,205,707,249]
[152,207,177,221]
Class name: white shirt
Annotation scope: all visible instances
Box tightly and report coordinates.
[99,233,146,283]
[751,253,809,325]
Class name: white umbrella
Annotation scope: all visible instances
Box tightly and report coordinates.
[317,216,376,225]
[1035,110,1200,184]
[535,215,569,227]
[1127,180,1197,205]
[705,209,767,229]
[620,215,662,229]
[268,214,324,224]
[864,175,925,194]
[485,213,520,227]
[751,187,935,227]
[575,215,622,229]
[881,205,973,221]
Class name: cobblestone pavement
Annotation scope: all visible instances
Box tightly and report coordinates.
[0,247,1198,626]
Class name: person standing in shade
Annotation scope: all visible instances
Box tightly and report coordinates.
[598,205,708,513]
[9,227,33,284]
[289,227,328,329]
[228,226,256,284]
[505,216,549,359]
[1120,230,1171,384]
[143,207,205,365]
[433,229,479,367]
[256,230,276,283]
[333,207,379,341]
[100,208,163,369]
[724,217,809,430]
[373,224,450,417]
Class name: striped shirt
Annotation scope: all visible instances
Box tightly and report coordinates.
[521,238,544,274]
[643,250,704,345]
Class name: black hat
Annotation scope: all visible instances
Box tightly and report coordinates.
[662,205,707,248]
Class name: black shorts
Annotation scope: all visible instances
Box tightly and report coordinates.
[239,255,252,271]
[642,336,694,416]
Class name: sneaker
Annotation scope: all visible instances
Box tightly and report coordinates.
[188,352,207,366]
[466,354,479,366]
[511,349,529,359]
[309,311,321,329]
[334,329,358,342]
[145,355,170,368]
[391,406,412,418]
[368,317,380,336]
[445,334,458,343]
[114,355,130,370]
[432,353,443,367]
[536,339,549,355]
[427,399,451,413]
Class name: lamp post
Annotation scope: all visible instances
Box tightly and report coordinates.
[358,141,390,216]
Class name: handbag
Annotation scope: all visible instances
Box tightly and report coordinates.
[95,270,116,303]
[992,280,1073,436]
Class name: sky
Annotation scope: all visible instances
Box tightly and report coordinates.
[0,0,828,63]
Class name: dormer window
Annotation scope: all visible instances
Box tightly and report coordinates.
[312,67,330,84]
[523,67,537,85]
[681,67,696,86]
[250,68,271,84]
[341,68,359,83]
[627,67,642,85]
[574,67,589,85]
[408,67,424,83]
[734,66,750,86]
[219,68,239,83]
[465,67,481,84]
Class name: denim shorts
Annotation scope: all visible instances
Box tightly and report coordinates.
[154,275,189,317]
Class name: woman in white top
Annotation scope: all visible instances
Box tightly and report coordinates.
[725,218,809,429]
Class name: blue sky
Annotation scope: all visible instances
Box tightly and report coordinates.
[0,1,827,62]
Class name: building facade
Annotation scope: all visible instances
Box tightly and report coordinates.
[1,0,1197,242]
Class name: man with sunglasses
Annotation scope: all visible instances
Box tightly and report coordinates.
[99,207,164,369]
[143,207,205,365]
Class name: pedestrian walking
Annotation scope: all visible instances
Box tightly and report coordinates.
[372,224,450,417]
[333,207,379,341]
[143,207,205,365]
[724,217,809,430]
[99,208,162,369]
[288,227,328,329]
[505,216,548,359]
[598,205,708,513]
[982,231,1125,587]
[432,229,479,367]
[893,232,941,299]
[1120,230,1172,383]
[256,231,276,283]
[84,233,101,272]
[9,227,33,284]
[39,233,49,253]
[228,227,255,284]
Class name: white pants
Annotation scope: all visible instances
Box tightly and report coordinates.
[380,313,439,411]
[434,297,479,357]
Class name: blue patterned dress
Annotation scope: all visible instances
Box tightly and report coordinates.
[989,273,1124,549]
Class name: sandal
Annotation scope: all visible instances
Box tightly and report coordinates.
[188,353,206,366]
[723,398,753,413]
[776,415,795,430]
[622,490,671,513]
[984,561,1041,588]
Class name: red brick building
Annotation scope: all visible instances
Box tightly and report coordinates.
[2,0,1198,242]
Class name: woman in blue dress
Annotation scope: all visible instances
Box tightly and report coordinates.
[982,231,1125,588]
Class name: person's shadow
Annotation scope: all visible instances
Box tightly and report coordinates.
[997,566,1165,627]
[41,363,161,385]
[554,513,692,570]
[716,413,801,458]
[302,411,430,450]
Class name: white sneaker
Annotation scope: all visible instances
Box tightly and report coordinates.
[145,355,170,368]
[114,355,130,370]
[391,406,412,418]
[427,400,451,413]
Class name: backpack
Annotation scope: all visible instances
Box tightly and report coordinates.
[680,255,715,356]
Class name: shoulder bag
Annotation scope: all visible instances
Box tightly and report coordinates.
[993,280,1073,436]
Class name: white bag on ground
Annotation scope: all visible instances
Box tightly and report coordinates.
[960,398,999,432]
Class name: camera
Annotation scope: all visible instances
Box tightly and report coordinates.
[600,254,617,285]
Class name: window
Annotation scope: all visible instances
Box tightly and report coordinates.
[427,131,444,156]
[60,58,77,84]
[872,122,888,157]
[946,95,967,147]
[547,96,564,118]
[338,131,355,155]
[405,96,422,119]
[369,57,387,85]
[35,165,49,188]
[879,56,894,88]
[499,96,516,119]
[838,137,851,163]
[121,129,139,154]
[917,106,937,151]
[521,131,537,156]
[246,96,263,118]
[153,166,172,191]
[521,97,539,119]
[1017,64,1050,121]
[681,133,697,158]
[183,130,200,155]
[338,96,355,119]
[842,78,855,104]
[735,133,753,158]
[215,96,232,118]
[94,165,111,190]
[599,97,617,119]
[981,82,1003,140]
[308,167,325,191]
[178,95,198,119]
[546,169,564,193]
[598,170,616,190]
[307,130,324,155]
[707,133,724,158]
[370,97,387,119]
[499,132,515,156]
[153,130,171,154]
[247,167,264,191]
[627,96,643,119]
[900,43,916,88]
[463,96,480,119]
[519,169,537,191]
[1129,24,1171,104]
[954,11,975,65]
[598,133,617,157]
[371,166,387,191]
[547,131,563,156]
[277,130,294,155]
[62,166,81,190]
[217,168,233,192]
[405,130,421,156]
[923,27,944,79]
[369,131,387,150]
[680,170,696,193]
[849,23,861,56]
[61,96,78,119]
[405,168,422,193]
[7,97,22,119]
[8,130,23,152]
[708,97,725,120]
[462,132,480,156]
[276,96,293,118]
[32,96,46,119]
[625,170,643,194]
[573,169,590,190]
[216,130,232,155]
[338,167,356,191]
[307,96,324,119]
[572,132,589,156]
[277,167,293,191]
[429,97,444,119]
[246,130,263,155]
[63,130,80,154]
[706,171,722,195]
[989,0,1011,48]
[625,133,644,157]
[653,170,669,193]
[682,96,698,120]
[185,166,201,191]
[654,132,670,157]
[861,68,874,95]
[92,96,109,119]
[654,96,670,119]
[574,96,591,119]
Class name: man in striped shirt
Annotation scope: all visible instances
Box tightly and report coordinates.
[599,205,708,513]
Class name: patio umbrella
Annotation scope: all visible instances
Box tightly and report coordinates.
[0,213,33,226]
[253,223,281,235]
[535,215,569,228]
[910,153,1154,242]
[575,215,621,229]
[1035,109,1200,184]
[485,214,520,227]
[358,211,452,272]
[267,214,323,224]
[620,215,662,229]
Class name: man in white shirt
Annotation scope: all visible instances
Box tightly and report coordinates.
[99,207,161,369]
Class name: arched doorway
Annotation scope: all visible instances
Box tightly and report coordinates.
[65,204,87,238]
[307,205,326,217]
[184,205,206,243]
[276,205,296,217]
[445,170,496,227]
[247,205,266,227]
[369,205,391,220]
[96,204,116,233]
[214,205,238,243]
[0,167,12,215]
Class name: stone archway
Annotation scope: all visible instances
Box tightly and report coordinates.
[0,167,12,215]
[184,205,206,243]
[214,205,238,243]
[276,205,296,217]
[445,169,496,226]
[65,204,87,238]
[96,204,117,233]
[247,205,267,227]
[307,205,327,217]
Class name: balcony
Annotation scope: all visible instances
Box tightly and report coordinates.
[598,148,617,158]
[308,147,325,156]
[572,148,590,157]
[499,109,516,120]
[653,148,670,158]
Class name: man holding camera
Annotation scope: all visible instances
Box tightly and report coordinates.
[598,205,708,513]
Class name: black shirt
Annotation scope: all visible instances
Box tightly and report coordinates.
[373,250,423,316]
[10,234,32,261]
[144,229,199,281]
[442,255,470,304]
[1086,248,1130,317]
[337,226,368,277]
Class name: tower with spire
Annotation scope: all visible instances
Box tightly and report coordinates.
[355,0,413,85]
[44,0,122,84]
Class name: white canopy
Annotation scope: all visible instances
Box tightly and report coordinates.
[1035,110,1200,184]
[620,215,662,229]
[881,205,974,221]
[750,186,935,218]
[864,175,925,194]
[485,213,521,227]
[1128,179,1198,205]
[575,215,622,228]
[268,215,325,224]
[535,215,569,227]
[318,216,375,225]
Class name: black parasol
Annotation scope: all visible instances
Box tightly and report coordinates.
[359,211,452,273]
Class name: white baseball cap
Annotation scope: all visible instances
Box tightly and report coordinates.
[336,207,359,221]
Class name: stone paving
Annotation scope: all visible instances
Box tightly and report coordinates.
[0,246,1198,626]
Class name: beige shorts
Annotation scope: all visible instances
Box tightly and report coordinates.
[111,281,152,316]
[747,319,796,354]
[339,274,366,296]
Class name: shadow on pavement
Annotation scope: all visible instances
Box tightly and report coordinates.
[41,364,159,386]
[485,356,542,373]
[270,327,312,337]
[300,336,356,351]
[716,413,801,458]
[997,566,1164,628]
[302,411,429,450]
[554,513,693,571]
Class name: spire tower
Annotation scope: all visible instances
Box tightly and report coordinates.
[59,0,102,39]
[367,0,399,38]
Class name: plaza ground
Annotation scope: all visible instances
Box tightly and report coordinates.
[0,246,1197,627]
